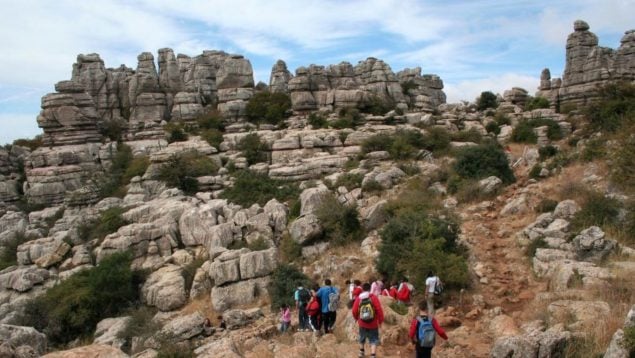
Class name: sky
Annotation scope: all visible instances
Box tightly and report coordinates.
[0,0,633,145]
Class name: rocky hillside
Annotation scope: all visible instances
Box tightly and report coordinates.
[0,20,634,357]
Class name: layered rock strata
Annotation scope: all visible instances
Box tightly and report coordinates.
[538,20,635,108]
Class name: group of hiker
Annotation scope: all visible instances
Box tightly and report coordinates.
[283,272,447,357]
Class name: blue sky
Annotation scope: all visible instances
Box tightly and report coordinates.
[1,0,633,145]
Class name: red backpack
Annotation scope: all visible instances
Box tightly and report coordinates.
[397,283,411,302]
[306,299,320,316]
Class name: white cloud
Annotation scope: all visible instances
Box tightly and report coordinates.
[444,73,539,103]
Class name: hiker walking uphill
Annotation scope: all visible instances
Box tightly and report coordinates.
[425,271,443,316]
[294,283,311,331]
[397,277,414,305]
[307,285,321,332]
[316,279,339,334]
[352,282,384,358]
[409,300,448,358]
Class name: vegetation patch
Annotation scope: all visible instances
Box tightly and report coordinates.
[511,121,538,143]
[270,264,311,309]
[453,141,515,184]
[245,92,292,125]
[158,150,218,195]
[361,129,429,160]
[308,112,328,129]
[331,172,364,191]
[19,251,145,346]
[535,198,558,213]
[539,145,559,160]
[477,91,498,111]
[237,133,269,165]
[12,135,43,151]
[315,194,364,246]
[451,128,483,143]
[164,122,188,143]
[525,96,550,111]
[77,207,129,243]
[279,234,302,264]
[219,170,299,207]
[570,191,621,231]
[0,232,30,270]
[525,237,547,258]
[584,81,635,133]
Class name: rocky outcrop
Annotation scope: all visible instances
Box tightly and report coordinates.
[37,49,255,145]
[537,21,635,108]
[273,58,444,112]
[42,344,128,358]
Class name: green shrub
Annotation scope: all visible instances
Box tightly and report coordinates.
[0,232,30,270]
[511,121,538,143]
[333,173,364,191]
[238,133,269,165]
[100,119,126,142]
[422,127,452,154]
[610,129,635,193]
[485,122,501,135]
[360,95,395,115]
[158,151,218,195]
[580,138,606,161]
[362,179,384,194]
[247,237,270,251]
[389,301,408,315]
[397,162,421,176]
[308,112,328,129]
[401,80,419,94]
[117,306,160,345]
[333,108,363,129]
[315,194,363,246]
[477,91,498,111]
[196,110,224,131]
[454,179,489,203]
[182,258,206,293]
[279,234,302,263]
[585,81,635,133]
[525,96,550,111]
[535,199,558,213]
[122,155,149,183]
[452,128,483,143]
[12,135,43,151]
[528,117,563,140]
[624,326,635,356]
[99,144,134,198]
[164,122,188,143]
[270,264,311,309]
[539,145,559,160]
[361,134,392,153]
[494,112,511,126]
[220,170,299,207]
[571,191,621,231]
[377,210,467,289]
[529,164,543,179]
[19,251,144,346]
[245,92,292,125]
[200,129,224,149]
[525,237,547,258]
[361,130,427,160]
[78,207,129,243]
[453,141,515,184]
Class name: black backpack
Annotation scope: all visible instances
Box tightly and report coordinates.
[298,288,310,305]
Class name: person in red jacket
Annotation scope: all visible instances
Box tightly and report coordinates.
[352,279,363,300]
[352,282,384,358]
[408,300,448,358]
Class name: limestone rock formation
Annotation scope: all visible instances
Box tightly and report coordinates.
[272,58,444,112]
[537,20,635,108]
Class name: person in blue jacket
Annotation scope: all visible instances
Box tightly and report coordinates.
[316,278,339,334]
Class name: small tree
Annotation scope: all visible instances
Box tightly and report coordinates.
[245,92,291,125]
[453,141,515,184]
[238,133,268,165]
[270,264,311,309]
[477,91,498,111]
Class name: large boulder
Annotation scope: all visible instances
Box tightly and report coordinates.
[93,317,131,349]
[0,266,50,292]
[299,186,330,216]
[141,264,186,311]
[0,324,47,355]
[239,248,277,280]
[572,226,616,262]
[211,277,269,311]
[42,344,128,358]
[160,311,206,341]
[289,214,322,245]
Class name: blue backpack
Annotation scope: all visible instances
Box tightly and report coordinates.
[417,316,436,348]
